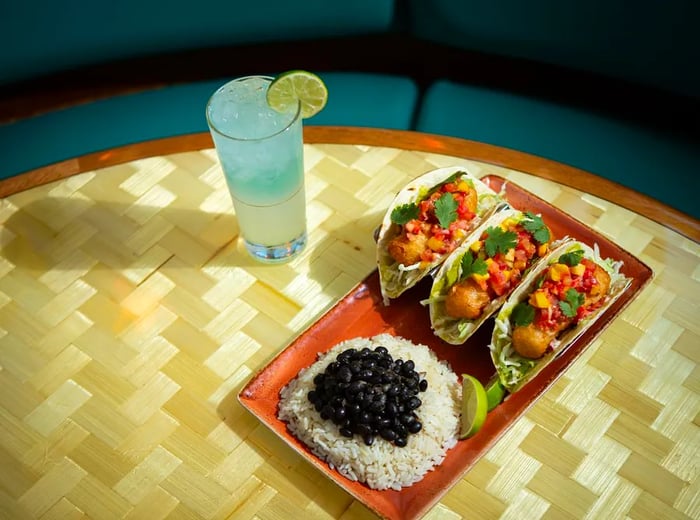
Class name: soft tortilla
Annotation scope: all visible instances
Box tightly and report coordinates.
[489,240,631,392]
[376,166,503,304]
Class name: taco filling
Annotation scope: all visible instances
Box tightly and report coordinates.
[377,167,503,304]
[443,213,552,321]
[508,249,611,360]
[489,241,631,393]
[387,176,478,267]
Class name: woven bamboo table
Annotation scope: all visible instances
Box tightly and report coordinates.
[0,128,698,519]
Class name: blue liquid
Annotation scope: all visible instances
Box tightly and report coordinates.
[207,76,306,260]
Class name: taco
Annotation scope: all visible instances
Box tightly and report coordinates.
[489,240,631,392]
[427,208,560,344]
[376,166,503,304]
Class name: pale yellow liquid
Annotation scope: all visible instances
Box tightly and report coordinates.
[232,186,306,246]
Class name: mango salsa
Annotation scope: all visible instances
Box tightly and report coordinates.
[549,263,570,282]
[529,289,551,308]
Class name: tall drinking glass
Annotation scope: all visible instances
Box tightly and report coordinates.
[206,75,306,262]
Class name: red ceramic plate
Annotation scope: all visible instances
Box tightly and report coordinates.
[238,175,653,520]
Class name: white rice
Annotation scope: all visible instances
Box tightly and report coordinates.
[278,333,461,491]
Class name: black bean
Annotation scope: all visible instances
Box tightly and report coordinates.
[336,365,352,383]
[378,418,392,429]
[356,423,372,437]
[358,369,373,380]
[348,380,365,394]
[395,423,408,438]
[380,428,396,441]
[378,358,392,369]
[368,401,381,413]
[407,397,422,410]
[408,420,422,434]
[321,405,333,420]
[334,406,347,423]
[337,349,355,363]
[399,414,414,426]
[306,345,430,448]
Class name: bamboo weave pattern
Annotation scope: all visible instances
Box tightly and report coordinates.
[0,145,698,519]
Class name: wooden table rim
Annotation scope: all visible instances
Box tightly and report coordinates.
[1,126,698,243]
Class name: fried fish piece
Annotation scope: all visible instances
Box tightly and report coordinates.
[444,278,491,320]
[387,233,428,266]
[586,264,611,306]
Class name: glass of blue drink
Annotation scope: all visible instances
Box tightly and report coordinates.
[206,75,306,263]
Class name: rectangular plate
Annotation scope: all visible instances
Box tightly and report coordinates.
[238,175,653,520]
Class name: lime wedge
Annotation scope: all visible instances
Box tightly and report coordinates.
[485,375,506,412]
[459,374,488,439]
[266,70,328,118]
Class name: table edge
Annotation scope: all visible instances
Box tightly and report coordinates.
[1,126,697,242]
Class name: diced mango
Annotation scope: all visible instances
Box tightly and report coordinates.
[505,249,515,262]
[472,272,490,284]
[537,243,548,257]
[549,263,570,282]
[485,258,495,267]
[500,218,517,230]
[428,237,444,251]
[470,240,482,252]
[570,263,586,276]
[457,180,471,193]
[454,229,467,240]
[529,290,551,308]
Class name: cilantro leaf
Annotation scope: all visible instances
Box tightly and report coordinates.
[484,226,518,257]
[559,249,584,266]
[511,302,535,327]
[522,212,551,244]
[559,288,585,318]
[390,203,419,225]
[435,193,458,228]
[459,251,488,280]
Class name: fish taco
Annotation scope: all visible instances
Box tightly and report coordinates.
[489,240,631,392]
[427,208,561,344]
[376,166,503,304]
